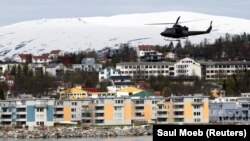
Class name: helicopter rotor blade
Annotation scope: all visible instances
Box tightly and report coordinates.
[145,23,176,25]
[175,16,181,25]
[145,19,209,25]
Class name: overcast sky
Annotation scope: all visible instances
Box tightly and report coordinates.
[0,0,249,26]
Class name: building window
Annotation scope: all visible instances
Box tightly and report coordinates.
[36,122,44,126]
[37,108,44,112]
[72,102,77,106]
[194,118,201,122]
[115,107,122,111]
[194,112,201,116]
[115,100,124,104]
[72,115,76,118]
[194,105,200,109]
[71,108,76,112]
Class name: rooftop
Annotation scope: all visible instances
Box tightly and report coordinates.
[118,86,143,93]
[117,62,175,66]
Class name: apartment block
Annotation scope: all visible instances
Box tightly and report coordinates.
[156,94,209,124]
[116,57,202,79]
[209,94,250,124]
[0,99,54,126]
[202,61,250,80]
[116,62,175,79]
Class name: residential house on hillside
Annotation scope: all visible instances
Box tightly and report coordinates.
[136,45,156,57]
[73,58,102,72]
[49,50,64,59]
[14,54,32,63]
[99,67,120,82]
[165,52,176,59]
[136,45,163,62]
[45,63,65,76]
[32,54,51,64]
[28,63,45,74]
[107,76,135,92]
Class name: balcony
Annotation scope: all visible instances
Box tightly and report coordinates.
[0,118,12,122]
[173,108,184,111]
[82,116,92,120]
[16,118,26,122]
[16,111,26,115]
[157,114,167,118]
[95,116,104,120]
[157,108,166,112]
[134,103,144,106]
[173,102,184,105]
[133,117,145,120]
[192,101,203,105]
[174,115,184,118]
[1,111,12,115]
[54,111,64,114]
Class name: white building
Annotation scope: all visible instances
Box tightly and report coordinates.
[49,50,64,59]
[202,61,250,80]
[174,57,202,78]
[14,54,32,63]
[32,54,51,64]
[136,45,157,57]
[73,58,102,72]
[165,52,176,59]
[98,67,120,82]
[45,63,65,76]
[116,62,175,79]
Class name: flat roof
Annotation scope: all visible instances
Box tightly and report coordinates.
[117,62,175,66]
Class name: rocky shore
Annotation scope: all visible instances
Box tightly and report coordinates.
[0,125,152,139]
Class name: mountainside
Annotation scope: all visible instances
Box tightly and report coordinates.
[0,11,250,59]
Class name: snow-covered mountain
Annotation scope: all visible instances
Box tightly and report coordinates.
[0,11,250,59]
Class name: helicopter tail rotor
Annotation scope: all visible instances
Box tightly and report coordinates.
[206,21,213,33]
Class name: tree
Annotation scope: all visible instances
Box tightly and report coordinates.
[0,82,8,100]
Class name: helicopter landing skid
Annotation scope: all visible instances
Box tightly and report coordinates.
[164,38,180,42]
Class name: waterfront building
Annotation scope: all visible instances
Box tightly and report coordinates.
[0,98,54,126]
[209,94,250,124]
[156,94,209,124]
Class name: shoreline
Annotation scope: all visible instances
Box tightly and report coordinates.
[0,125,152,139]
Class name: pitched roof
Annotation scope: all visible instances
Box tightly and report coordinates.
[131,91,155,97]
[63,88,87,93]
[50,50,61,54]
[83,88,100,92]
[32,54,49,60]
[118,86,143,93]
[18,54,31,59]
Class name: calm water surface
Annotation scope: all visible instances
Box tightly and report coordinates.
[0,136,152,141]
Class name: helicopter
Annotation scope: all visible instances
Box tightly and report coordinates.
[147,16,213,40]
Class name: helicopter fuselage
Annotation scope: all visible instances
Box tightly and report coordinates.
[160,23,212,39]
